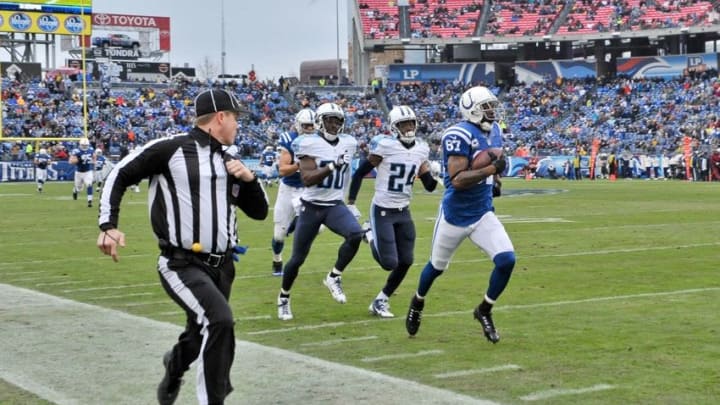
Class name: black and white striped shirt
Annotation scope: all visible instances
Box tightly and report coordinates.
[98,128,268,254]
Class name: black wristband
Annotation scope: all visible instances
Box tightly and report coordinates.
[99,223,115,231]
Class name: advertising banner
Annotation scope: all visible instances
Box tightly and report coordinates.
[388,63,495,84]
[0,10,90,35]
[617,53,719,79]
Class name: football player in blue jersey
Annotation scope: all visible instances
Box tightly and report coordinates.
[270,108,316,276]
[405,86,514,343]
[276,102,364,320]
[259,145,277,187]
[69,138,96,207]
[34,147,52,193]
[347,105,438,318]
[93,149,108,190]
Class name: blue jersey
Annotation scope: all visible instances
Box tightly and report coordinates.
[278,131,303,188]
[71,147,95,173]
[440,121,503,226]
[95,155,107,171]
[34,153,52,169]
[260,150,276,167]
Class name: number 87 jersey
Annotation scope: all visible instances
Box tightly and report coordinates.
[370,134,430,209]
[293,133,358,204]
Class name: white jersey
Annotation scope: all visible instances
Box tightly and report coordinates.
[370,135,430,209]
[293,133,358,205]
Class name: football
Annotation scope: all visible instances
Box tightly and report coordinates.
[471,148,503,169]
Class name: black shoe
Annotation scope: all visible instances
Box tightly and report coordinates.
[473,306,500,343]
[272,261,283,276]
[405,295,425,336]
[72,191,77,200]
[157,351,182,405]
[87,201,92,208]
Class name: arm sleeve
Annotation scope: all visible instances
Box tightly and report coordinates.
[419,171,438,192]
[348,158,375,203]
[98,144,166,230]
[229,177,269,220]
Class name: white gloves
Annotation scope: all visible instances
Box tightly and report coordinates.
[347,204,361,220]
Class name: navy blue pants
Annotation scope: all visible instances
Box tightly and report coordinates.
[369,203,415,295]
[282,200,364,291]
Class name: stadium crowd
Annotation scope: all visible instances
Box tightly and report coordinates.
[2,70,719,181]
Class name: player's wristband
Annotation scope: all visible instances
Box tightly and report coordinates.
[327,162,336,171]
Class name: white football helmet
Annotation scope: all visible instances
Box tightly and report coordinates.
[294,109,317,134]
[315,102,344,142]
[79,138,90,150]
[389,105,418,144]
[39,148,47,154]
[459,86,504,132]
[95,149,103,156]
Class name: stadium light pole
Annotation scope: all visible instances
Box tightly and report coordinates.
[220,0,226,77]
[336,0,341,84]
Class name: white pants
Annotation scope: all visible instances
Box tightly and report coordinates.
[74,171,94,191]
[429,207,514,270]
[35,168,47,183]
[273,182,304,240]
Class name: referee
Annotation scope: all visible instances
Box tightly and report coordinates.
[96,88,268,405]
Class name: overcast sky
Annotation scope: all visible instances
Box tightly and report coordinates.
[88,0,349,80]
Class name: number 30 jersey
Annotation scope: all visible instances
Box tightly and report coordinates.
[370,135,429,209]
[293,133,358,206]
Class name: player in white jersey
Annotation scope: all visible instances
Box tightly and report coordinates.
[405,86,515,343]
[347,105,438,318]
[270,108,316,276]
[276,102,364,320]
[69,138,96,207]
[34,148,52,193]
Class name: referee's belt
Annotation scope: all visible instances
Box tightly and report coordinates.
[161,245,228,267]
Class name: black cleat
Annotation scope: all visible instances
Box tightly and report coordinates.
[72,191,78,200]
[157,351,182,405]
[87,201,92,208]
[405,295,425,336]
[474,306,500,343]
[272,261,283,276]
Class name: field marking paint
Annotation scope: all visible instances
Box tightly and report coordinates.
[434,364,522,378]
[246,287,720,335]
[235,315,272,321]
[0,270,46,276]
[35,280,94,287]
[7,275,68,282]
[87,292,153,300]
[301,335,378,347]
[0,254,151,268]
[121,300,169,307]
[247,320,373,335]
[519,384,615,401]
[361,349,444,362]
[0,284,497,405]
[155,310,183,316]
[62,283,156,293]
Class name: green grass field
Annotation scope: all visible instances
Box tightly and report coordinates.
[1,178,718,404]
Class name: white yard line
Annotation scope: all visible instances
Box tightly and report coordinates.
[0,283,498,405]
[434,364,522,379]
[35,280,94,287]
[519,384,615,401]
[300,335,378,347]
[86,292,154,300]
[361,349,444,362]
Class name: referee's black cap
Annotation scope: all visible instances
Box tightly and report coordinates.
[194,89,244,116]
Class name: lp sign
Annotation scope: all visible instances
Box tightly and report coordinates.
[402,69,420,80]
